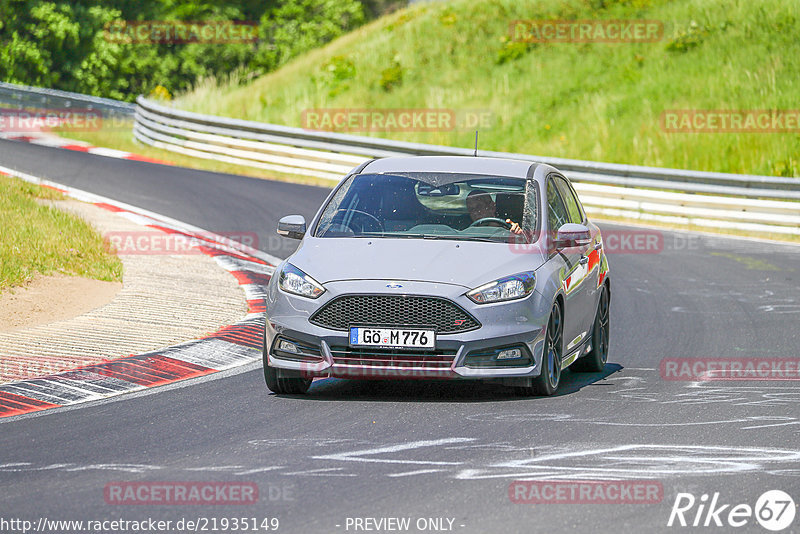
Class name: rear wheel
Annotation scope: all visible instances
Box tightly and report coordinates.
[518,301,563,396]
[263,343,312,394]
[573,285,609,373]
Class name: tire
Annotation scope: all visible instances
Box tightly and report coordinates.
[262,343,312,394]
[518,301,563,396]
[572,285,610,373]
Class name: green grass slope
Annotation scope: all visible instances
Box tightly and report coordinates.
[175,0,800,177]
[0,176,122,290]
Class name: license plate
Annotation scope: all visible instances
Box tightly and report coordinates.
[349,327,435,349]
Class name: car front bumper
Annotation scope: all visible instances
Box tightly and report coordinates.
[264,279,550,381]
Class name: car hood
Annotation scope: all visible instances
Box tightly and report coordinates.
[288,236,548,289]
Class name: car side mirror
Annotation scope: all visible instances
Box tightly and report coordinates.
[277,215,306,240]
[554,223,591,249]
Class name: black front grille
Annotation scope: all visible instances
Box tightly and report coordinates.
[310,295,480,334]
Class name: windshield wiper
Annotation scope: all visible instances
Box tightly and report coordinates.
[446,236,502,242]
[383,234,480,241]
[375,233,426,239]
[400,234,501,242]
[352,233,506,242]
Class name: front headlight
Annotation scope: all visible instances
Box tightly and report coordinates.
[278,263,325,298]
[466,272,535,304]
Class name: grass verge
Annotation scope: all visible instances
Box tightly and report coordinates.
[0,175,123,291]
[175,0,800,178]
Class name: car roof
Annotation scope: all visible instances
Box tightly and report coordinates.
[359,156,540,179]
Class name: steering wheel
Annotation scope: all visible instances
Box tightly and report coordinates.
[468,217,512,229]
[329,209,384,234]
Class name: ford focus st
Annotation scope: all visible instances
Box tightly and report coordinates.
[263,156,610,396]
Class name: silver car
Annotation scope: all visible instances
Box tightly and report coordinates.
[263,156,610,396]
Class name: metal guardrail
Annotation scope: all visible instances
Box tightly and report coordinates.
[0,81,795,236]
[0,82,135,116]
[134,96,800,236]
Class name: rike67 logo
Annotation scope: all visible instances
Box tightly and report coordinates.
[668,490,796,531]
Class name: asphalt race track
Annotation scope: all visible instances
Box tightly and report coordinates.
[1,138,799,533]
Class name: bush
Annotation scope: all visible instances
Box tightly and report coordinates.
[319,55,357,97]
[255,0,366,74]
[666,20,731,53]
[0,0,371,101]
[379,58,403,91]
[496,36,532,65]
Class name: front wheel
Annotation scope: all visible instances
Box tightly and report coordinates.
[519,301,563,396]
[263,344,312,394]
[573,285,609,373]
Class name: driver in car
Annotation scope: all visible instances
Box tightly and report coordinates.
[465,190,523,234]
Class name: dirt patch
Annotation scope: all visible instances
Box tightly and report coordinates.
[0,273,122,332]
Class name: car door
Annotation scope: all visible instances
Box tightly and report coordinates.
[545,175,584,360]
[554,175,596,353]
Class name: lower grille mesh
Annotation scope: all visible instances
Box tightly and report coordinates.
[329,346,457,371]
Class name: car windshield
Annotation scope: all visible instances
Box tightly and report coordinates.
[314,172,536,243]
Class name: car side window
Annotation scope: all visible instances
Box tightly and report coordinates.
[546,177,569,232]
[555,176,584,224]
[567,179,587,222]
